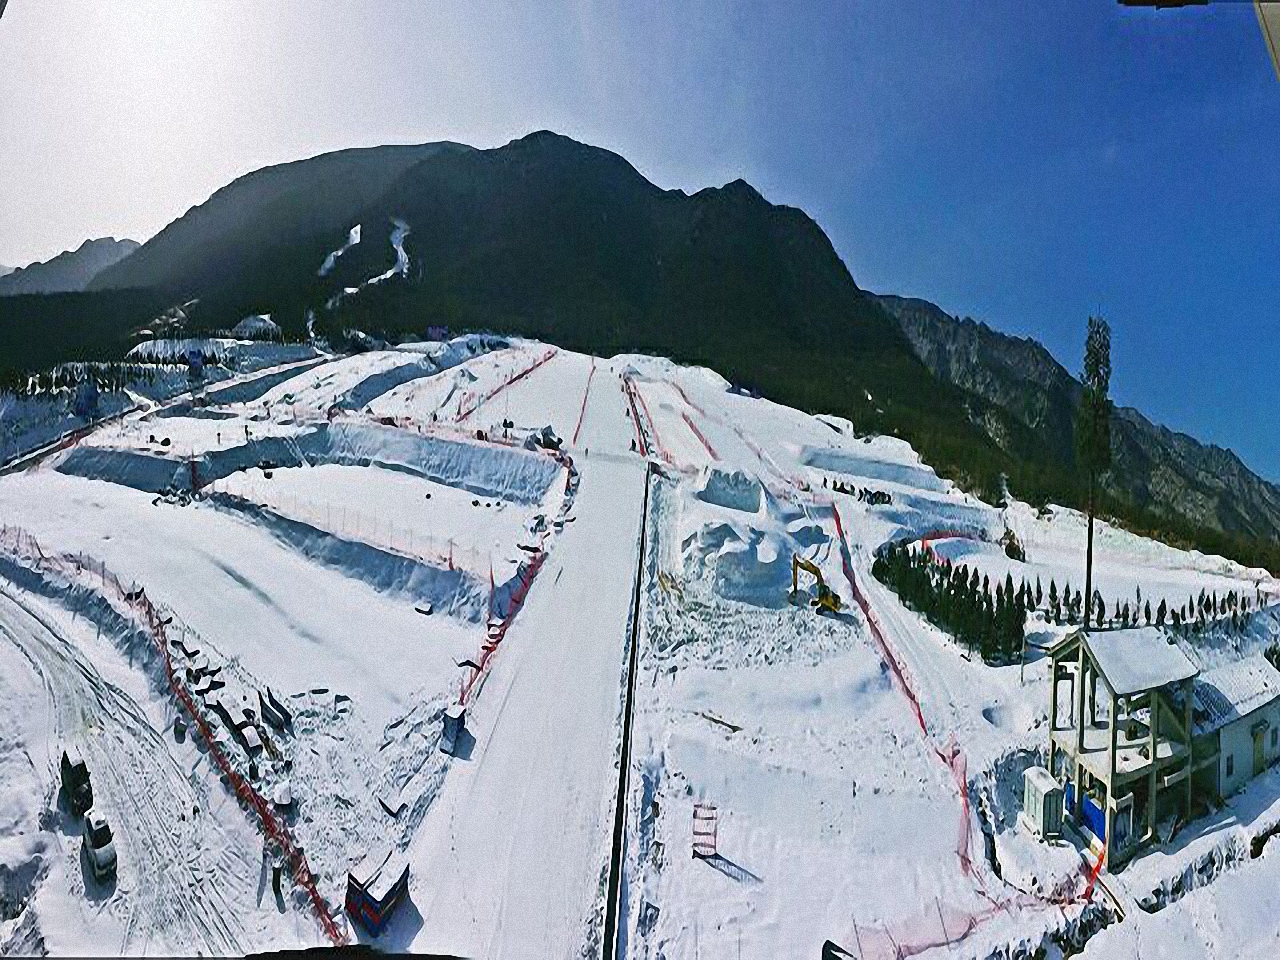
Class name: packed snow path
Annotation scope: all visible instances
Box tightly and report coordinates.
[406,454,648,958]
[0,585,254,955]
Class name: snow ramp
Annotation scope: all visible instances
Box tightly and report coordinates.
[207,494,493,622]
[319,422,561,505]
[803,445,950,493]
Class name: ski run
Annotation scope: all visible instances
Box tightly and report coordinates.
[2,335,1279,958]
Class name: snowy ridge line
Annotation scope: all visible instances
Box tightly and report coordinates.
[455,347,558,424]
[0,523,349,947]
[827,504,1105,957]
[571,357,597,447]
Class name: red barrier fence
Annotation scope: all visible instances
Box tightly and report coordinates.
[681,411,719,462]
[456,348,557,424]
[0,525,348,946]
[459,548,547,705]
[622,375,672,465]
[827,504,1101,956]
[571,358,597,447]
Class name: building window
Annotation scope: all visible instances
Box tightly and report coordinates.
[1227,754,1235,778]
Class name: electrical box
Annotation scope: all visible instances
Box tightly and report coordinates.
[1020,765,1064,840]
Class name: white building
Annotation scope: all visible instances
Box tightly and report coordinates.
[1192,654,1280,799]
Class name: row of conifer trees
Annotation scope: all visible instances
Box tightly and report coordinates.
[872,541,1267,664]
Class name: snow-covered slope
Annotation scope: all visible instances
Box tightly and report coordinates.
[1,337,1276,959]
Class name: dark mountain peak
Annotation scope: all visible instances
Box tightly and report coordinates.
[722,177,764,200]
[509,129,577,148]
[492,130,656,194]
[691,178,766,206]
[0,237,141,296]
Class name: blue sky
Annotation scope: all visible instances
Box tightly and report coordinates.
[2,1,1276,477]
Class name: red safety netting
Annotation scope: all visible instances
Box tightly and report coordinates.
[0,524,349,946]
[571,358,597,447]
[456,348,558,423]
[622,374,671,464]
[825,504,1103,955]
[680,411,719,462]
[459,547,548,706]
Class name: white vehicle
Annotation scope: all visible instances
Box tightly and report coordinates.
[81,808,117,882]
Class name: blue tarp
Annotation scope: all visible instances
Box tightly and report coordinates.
[1065,782,1106,842]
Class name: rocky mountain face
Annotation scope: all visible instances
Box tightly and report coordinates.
[0,238,140,296]
[90,142,471,306]
[6,131,1274,570]
[86,132,990,457]
[877,294,1280,548]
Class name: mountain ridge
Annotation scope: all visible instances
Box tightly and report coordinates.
[12,130,1279,572]
[876,292,1280,555]
[0,237,139,296]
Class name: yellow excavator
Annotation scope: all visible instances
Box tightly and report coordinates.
[791,555,842,614]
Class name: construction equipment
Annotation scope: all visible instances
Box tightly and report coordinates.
[791,555,842,614]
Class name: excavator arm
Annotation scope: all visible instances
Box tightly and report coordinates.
[791,555,843,614]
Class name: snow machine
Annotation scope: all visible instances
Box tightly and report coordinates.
[60,748,93,816]
[345,847,410,936]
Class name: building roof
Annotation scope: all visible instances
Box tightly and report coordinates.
[349,846,409,901]
[1084,627,1199,696]
[1193,654,1280,737]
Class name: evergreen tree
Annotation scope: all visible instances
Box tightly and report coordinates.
[1076,315,1113,632]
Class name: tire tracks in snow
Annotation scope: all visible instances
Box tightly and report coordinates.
[0,584,253,955]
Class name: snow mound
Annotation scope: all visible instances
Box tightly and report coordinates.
[694,466,762,513]
[682,523,796,607]
[803,442,949,493]
[678,479,829,609]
